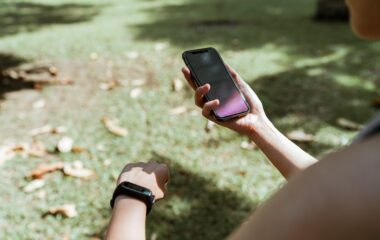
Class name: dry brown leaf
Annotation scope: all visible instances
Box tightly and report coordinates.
[172,78,184,92]
[130,88,142,99]
[57,137,74,153]
[99,79,120,91]
[48,66,59,76]
[71,146,87,154]
[169,106,187,115]
[240,141,256,150]
[30,162,64,179]
[23,179,45,193]
[29,125,66,136]
[287,130,314,143]
[336,118,363,130]
[102,117,128,137]
[63,161,94,179]
[27,141,47,157]
[45,204,78,218]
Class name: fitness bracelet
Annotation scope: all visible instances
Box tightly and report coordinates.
[110,181,155,215]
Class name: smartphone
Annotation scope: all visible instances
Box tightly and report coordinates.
[182,47,250,121]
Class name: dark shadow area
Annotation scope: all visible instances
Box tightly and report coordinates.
[131,0,361,54]
[0,53,34,100]
[93,152,254,240]
[0,2,101,37]
[250,60,379,135]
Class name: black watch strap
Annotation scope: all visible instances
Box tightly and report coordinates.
[110,181,155,215]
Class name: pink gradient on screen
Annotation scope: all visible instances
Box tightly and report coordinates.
[215,92,248,117]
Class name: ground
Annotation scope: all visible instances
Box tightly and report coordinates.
[0,0,379,239]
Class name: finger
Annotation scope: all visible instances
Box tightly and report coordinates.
[202,99,219,118]
[226,64,238,79]
[194,84,210,107]
[181,66,197,90]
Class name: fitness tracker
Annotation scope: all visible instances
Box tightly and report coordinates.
[110,181,155,215]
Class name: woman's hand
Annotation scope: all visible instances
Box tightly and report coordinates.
[117,161,169,200]
[182,65,268,136]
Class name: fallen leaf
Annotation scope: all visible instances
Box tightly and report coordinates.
[32,99,46,109]
[57,137,74,153]
[240,141,256,150]
[29,125,66,136]
[172,78,184,92]
[99,79,120,91]
[102,117,128,137]
[287,130,314,143]
[45,204,78,218]
[205,120,215,133]
[58,78,74,85]
[23,179,45,193]
[48,66,59,76]
[169,106,187,115]
[27,141,47,157]
[237,170,247,176]
[336,118,363,130]
[30,162,64,179]
[130,88,142,99]
[131,78,146,87]
[63,161,94,179]
[71,146,87,154]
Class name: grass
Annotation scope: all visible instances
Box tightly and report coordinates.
[0,0,379,239]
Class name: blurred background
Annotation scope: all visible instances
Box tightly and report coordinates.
[0,0,379,239]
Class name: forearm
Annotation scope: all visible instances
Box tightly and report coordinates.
[249,116,317,179]
[106,196,147,240]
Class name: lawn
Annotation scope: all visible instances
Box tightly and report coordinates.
[0,0,379,239]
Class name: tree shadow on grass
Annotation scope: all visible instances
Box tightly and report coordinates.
[0,2,101,38]
[0,53,34,100]
[131,0,370,54]
[251,62,379,133]
[93,151,254,240]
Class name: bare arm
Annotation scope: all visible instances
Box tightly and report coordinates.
[249,116,317,178]
[106,162,169,240]
[229,135,380,240]
[106,196,147,240]
[182,66,317,179]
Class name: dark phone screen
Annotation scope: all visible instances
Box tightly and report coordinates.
[186,49,248,118]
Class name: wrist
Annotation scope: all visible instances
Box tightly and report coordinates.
[247,114,275,140]
[113,196,147,215]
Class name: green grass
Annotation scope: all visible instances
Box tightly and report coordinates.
[0,0,379,239]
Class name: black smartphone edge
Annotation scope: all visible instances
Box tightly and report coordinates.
[182,47,250,122]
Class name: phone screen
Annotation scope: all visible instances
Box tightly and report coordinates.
[185,48,249,119]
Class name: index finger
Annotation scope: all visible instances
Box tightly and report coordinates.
[181,66,197,90]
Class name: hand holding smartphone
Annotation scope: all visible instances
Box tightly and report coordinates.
[182,47,250,121]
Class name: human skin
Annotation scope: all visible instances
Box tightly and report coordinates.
[106,1,380,239]
[346,0,380,39]
[105,162,169,240]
